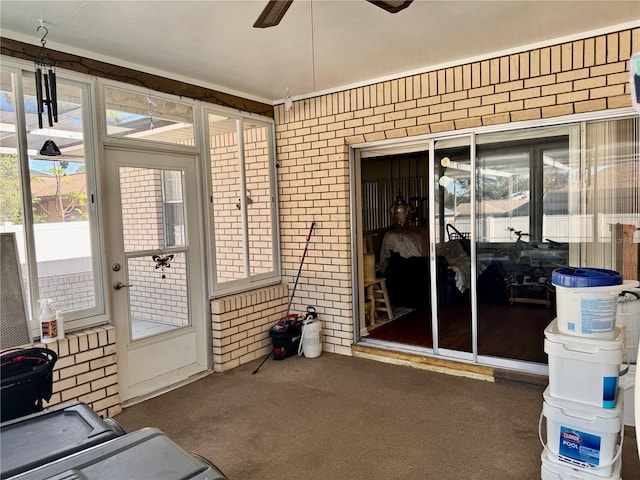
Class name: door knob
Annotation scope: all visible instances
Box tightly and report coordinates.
[113,281,131,291]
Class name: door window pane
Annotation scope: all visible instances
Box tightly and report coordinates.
[162,170,185,247]
[120,166,186,251]
[128,252,189,340]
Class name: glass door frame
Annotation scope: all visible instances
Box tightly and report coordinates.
[428,134,476,362]
[104,146,209,402]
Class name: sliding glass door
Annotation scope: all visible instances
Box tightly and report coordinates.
[357,115,639,372]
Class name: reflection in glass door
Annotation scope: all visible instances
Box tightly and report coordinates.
[433,137,472,356]
[475,129,572,363]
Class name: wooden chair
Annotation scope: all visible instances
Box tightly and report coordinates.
[363,253,393,328]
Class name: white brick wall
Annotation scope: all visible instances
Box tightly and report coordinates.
[269,27,639,357]
[33,326,121,419]
[210,284,289,371]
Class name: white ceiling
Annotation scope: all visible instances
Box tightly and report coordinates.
[1,1,639,105]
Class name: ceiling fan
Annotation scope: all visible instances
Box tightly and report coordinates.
[253,0,413,28]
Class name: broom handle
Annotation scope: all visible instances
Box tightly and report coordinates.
[285,222,315,317]
[252,222,315,375]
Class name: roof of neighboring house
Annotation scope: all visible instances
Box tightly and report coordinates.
[30,173,86,198]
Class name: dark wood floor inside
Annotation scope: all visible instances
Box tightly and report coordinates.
[366,302,554,364]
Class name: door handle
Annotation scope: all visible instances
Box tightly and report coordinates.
[113,281,131,291]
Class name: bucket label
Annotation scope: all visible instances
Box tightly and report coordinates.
[580,297,616,334]
[558,427,602,466]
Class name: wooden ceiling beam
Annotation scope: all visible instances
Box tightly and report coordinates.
[1,37,274,118]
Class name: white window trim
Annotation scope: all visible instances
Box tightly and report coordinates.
[1,60,109,336]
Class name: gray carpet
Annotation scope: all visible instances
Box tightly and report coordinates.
[114,353,639,480]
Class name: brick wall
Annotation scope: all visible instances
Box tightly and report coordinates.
[210,283,288,371]
[34,326,121,419]
[271,28,639,355]
[39,270,94,312]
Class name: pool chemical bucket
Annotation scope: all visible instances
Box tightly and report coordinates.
[541,387,623,477]
[298,306,322,358]
[540,449,622,480]
[544,319,626,408]
[552,268,627,340]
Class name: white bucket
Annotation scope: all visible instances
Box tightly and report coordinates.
[541,387,623,477]
[552,268,630,340]
[540,450,621,480]
[544,319,626,408]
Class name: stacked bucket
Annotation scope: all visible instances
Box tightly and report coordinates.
[540,268,637,480]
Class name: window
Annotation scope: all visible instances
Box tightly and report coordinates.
[103,86,195,146]
[204,109,279,296]
[162,170,185,247]
[580,117,640,273]
[0,66,104,336]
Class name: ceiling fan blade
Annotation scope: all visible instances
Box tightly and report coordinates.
[253,0,294,28]
[366,0,413,14]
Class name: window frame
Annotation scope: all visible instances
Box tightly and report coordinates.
[200,104,281,298]
[1,61,108,336]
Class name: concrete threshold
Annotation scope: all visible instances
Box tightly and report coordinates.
[352,344,495,382]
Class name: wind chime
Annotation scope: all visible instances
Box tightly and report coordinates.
[146,95,157,130]
[152,254,174,279]
[34,22,58,130]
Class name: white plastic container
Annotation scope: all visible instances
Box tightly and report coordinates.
[620,364,635,427]
[541,387,623,477]
[540,449,621,480]
[300,319,322,358]
[545,319,626,408]
[38,298,57,344]
[552,268,633,340]
[617,288,640,363]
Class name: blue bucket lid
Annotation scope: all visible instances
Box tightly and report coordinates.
[551,267,623,288]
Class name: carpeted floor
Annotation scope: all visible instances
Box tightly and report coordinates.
[114,353,639,480]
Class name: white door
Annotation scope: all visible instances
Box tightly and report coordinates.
[105,147,208,403]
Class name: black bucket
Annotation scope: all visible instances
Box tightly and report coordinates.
[269,314,303,360]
